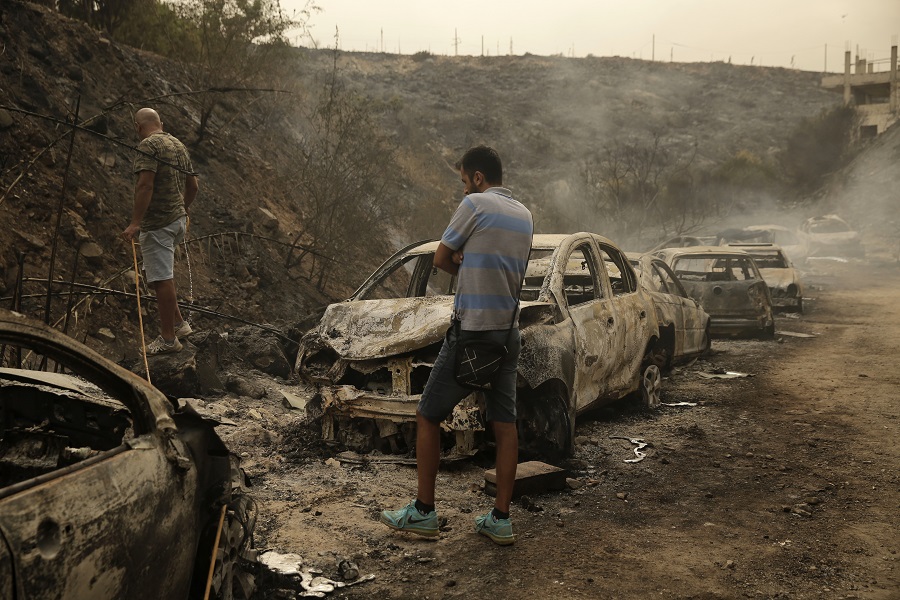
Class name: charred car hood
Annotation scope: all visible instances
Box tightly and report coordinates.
[313,297,551,360]
[315,297,454,360]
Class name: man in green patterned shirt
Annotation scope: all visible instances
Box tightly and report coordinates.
[121,108,199,355]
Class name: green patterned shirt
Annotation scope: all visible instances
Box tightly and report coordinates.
[133,132,192,231]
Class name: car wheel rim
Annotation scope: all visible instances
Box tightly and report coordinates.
[642,364,662,408]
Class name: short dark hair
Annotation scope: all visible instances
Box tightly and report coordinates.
[456,145,502,185]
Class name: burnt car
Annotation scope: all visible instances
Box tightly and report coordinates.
[798,214,864,258]
[647,234,717,253]
[0,309,255,599]
[716,224,809,263]
[653,246,775,339]
[296,233,666,458]
[725,243,804,313]
[626,253,711,365]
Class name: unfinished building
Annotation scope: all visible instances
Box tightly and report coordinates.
[821,43,899,138]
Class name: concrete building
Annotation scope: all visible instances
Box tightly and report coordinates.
[821,44,899,138]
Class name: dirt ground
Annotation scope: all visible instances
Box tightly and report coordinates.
[216,254,900,600]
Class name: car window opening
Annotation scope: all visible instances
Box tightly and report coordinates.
[563,245,600,306]
[599,244,637,296]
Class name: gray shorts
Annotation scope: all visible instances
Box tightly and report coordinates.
[418,326,521,424]
[139,216,186,283]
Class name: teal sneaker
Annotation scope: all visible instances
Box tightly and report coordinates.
[380,502,439,538]
[474,512,516,546]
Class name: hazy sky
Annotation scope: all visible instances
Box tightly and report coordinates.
[285,0,899,72]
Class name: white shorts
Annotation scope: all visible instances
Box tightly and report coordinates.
[139,216,186,283]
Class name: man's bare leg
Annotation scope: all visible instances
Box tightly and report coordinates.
[415,411,442,506]
[491,420,519,513]
[152,279,182,340]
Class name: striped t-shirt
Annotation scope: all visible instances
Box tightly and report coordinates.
[441,187,533,331]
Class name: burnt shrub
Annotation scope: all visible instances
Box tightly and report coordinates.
[781,105,857,193]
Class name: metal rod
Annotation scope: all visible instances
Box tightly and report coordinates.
[56,246,82,373]
[44,95,81,327]
[203,504,228,600]
[39,96,81,372]
[0,251,21,366]
[14,251,24,368]
[61,246,81,337]
[132,240,151,384]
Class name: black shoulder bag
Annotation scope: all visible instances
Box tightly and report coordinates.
[452,250,531,391]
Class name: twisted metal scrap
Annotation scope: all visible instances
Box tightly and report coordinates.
[258,551,375,598]
[609,435,650,463]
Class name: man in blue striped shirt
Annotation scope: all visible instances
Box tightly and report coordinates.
[381,146,533,545]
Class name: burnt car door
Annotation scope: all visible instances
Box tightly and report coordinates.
[0,430,200,599]
[596,242,650,395]
[645,259,688,357]
[551,239,619,410]
[0,315,204,599]
[651,260,706,355]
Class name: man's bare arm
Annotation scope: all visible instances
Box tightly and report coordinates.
[434,242,462,275]
[184,174,199,211]
[122,170,155,241]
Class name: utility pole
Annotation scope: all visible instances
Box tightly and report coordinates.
[652,34,655,61]
[380,28,384,52]
[481,35,484,56]
[453,28,460,56]
[509,37,513,55]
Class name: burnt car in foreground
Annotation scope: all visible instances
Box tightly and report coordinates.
[626,253,711,365]
[653,246,775,339]
[725,243,804,313]
[799,214,864,258]
[0,309,255,599]
[297,233,668,459]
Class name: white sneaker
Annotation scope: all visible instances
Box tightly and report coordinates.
[147,335,183,355]
[174,321,194,338]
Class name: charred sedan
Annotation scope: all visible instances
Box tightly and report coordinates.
[296,233,666,458]
[653,246,775,339]
[725,243,804,313]
[0,309,255,599]
[799,214,864,258]
[627,253,711,365]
